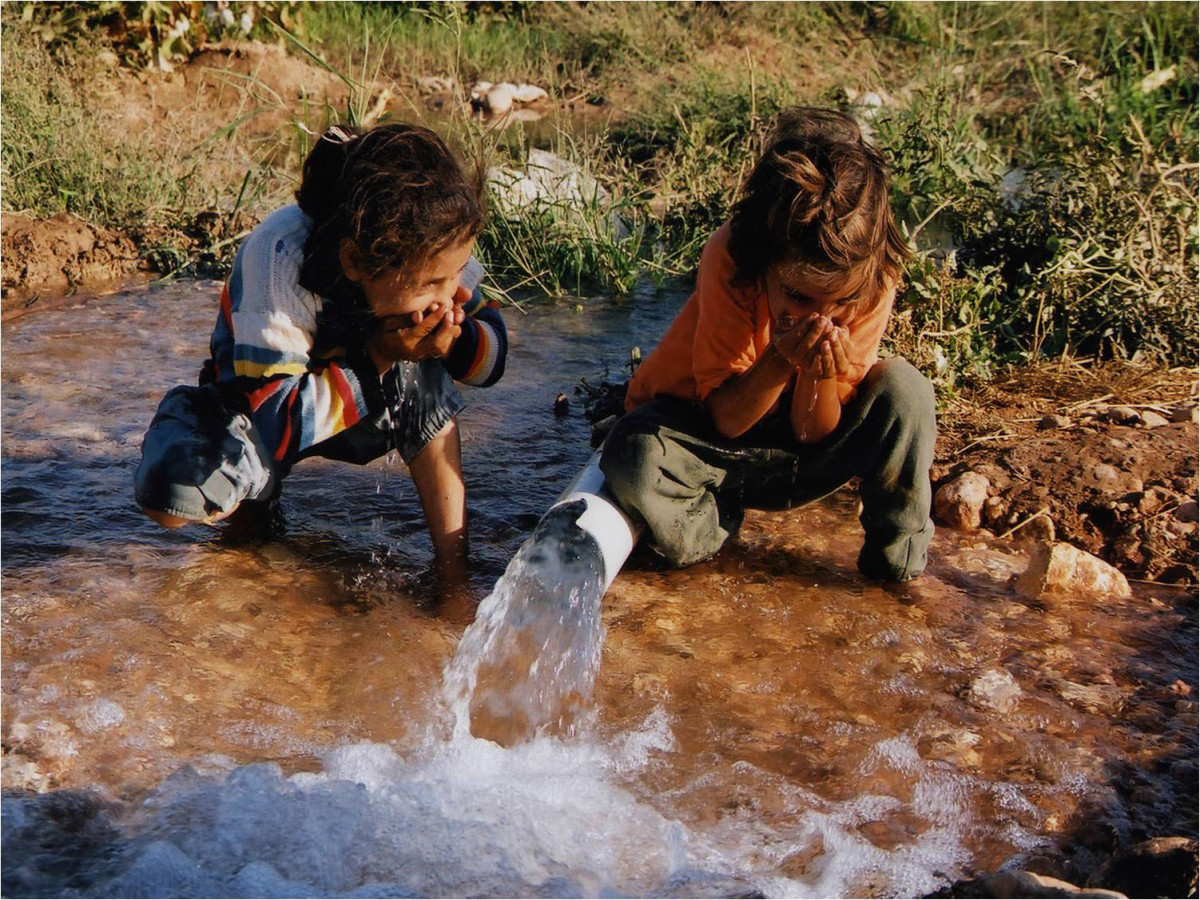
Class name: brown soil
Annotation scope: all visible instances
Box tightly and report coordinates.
[934,364,1199,585]
[5,41,1198,587]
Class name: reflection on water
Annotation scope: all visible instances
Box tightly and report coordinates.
[2,281,1196,897]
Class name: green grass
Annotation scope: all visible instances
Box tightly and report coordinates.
[2,1,1196,378]
[0,26,203,225]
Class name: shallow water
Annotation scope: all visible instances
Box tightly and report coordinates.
[2,281,1196,897]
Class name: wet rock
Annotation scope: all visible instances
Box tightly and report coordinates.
[1016,542,1132,600]
[553,393,570,416]
[1085,837,1198,899]
[969,870,1127,898]
[1039,414,1073,430]
[1052,679,1126,715]
[934,472,991,531]
[968,668,1022,714]
[1138,410,1170,428]
[919,728,983,768]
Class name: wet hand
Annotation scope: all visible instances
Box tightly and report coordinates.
[813,325,851,380]
[773,313,833,371]
[367,302,463,370]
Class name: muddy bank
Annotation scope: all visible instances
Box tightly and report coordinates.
[0,214,141,313]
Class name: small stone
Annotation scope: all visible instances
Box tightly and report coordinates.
[968,667,1022,714]
[1139,410,1170,428]
[1170,403,1199,424]
[1039,414,1073,430]
[485,82,517,115]
[1016,542,1132,600]
[1090,464,1142,494]
[1013,514,1056,543]
[553,393,570,416]
[979,870,1127,898]
[983,495,1010,529]
[1104,406,1141,425]
[1137,486,1177,515]
[1174,499,1199,522]
[1167,519,1198,538]
[934,472,991,531]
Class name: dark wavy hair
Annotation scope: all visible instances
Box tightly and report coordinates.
[296,123,485,303]
[727,107,909,307]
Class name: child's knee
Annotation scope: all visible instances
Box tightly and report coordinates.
[600,421,665,509]
[142,503,238,529]
[864,359,936,426]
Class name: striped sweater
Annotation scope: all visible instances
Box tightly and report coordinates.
[203,205,507,464]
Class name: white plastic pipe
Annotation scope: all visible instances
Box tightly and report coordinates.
[546,450,641,591]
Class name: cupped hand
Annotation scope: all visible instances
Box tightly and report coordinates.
[773,313,832,370]
[812,325,851,380]
[367,302,463,371]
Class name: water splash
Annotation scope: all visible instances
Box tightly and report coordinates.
[443,501,607,746]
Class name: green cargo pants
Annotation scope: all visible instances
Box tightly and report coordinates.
[599,358,936,581]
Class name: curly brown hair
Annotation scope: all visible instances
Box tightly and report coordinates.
[296,123,485,302]
[727,107,909,306]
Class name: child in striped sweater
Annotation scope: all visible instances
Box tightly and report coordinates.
[135,123,507,601]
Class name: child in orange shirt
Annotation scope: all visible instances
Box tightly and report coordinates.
[600,107,935,582]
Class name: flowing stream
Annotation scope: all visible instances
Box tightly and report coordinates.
[2,280,1195,898]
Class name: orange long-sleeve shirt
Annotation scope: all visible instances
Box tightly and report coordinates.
[626,221,895,413]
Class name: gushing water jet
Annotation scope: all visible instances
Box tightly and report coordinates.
[444,451,641,745]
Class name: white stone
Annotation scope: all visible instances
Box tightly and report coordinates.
[968,668,1022,714]
[1016,542,1132,600]
[934,472,990,531]
[485,82,517,115]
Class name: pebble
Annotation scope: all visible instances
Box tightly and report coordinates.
[1174,498,1199,522]
[1170,403,1199,424]
[1139,410,1170,428]
[1104,406,1141,425]
[934,471,990,531]
[968,667,1023,714]
[1039,414,1073,430]
[977,870,1127,898]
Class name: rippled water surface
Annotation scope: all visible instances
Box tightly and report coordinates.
[2,281,1195,897]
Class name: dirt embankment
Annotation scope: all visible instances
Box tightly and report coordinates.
[2,40,348,312]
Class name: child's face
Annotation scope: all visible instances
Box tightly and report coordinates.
[765,265,855,333]
[343,237,475,325]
